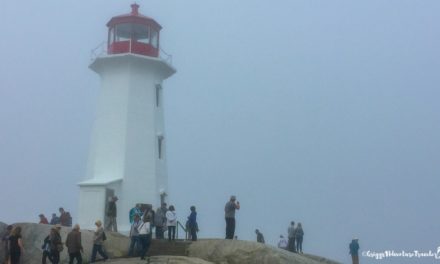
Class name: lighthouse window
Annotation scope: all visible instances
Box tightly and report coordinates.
[158,136,164,159]
[115,23,132,41]
[156,84,162,107]
[151,30,159,48]
[133,24,150,44]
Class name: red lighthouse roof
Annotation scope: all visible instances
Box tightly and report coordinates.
[107,4,161,57]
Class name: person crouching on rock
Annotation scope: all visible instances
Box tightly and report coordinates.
[138,214,152,260]
[91,220,108,262]
[66,224,83,264]
[50,225,63,264]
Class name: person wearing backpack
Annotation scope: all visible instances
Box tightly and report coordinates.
[49,225,63,264]
[91,220,108,263]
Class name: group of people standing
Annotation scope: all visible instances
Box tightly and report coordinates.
[126,202,199,259]
[285,221,304,253]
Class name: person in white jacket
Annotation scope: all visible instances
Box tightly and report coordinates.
[166,205,177,241]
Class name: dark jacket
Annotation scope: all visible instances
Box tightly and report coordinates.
[65,230,83,254]
[50,230,62,251]
[107,201,117,217]
[349,240,360,256]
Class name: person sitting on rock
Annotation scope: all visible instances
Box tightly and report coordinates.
[277,235,288,249]
[50,213,60,225]
[255,229,265,244]
[59,207,72,227]
[39,214,49,224]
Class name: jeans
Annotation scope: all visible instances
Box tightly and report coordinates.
[296,236,303,253]
[50,249,60,264]
[288,237,296,252]
[139,234,151,259]
[42,250,53,264]
[168,226,176,241]
[225,217,235,239]
[155,226,164,239]
[69,252,82,264]
[91,244,108,262]
[128,236,140,256]
[190,227,197,241]
[106,217,117,232]
[351,255,359,264]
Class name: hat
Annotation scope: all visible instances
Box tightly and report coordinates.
[95,220,102,226]
[230,195,236,200]
[39,214,44,217]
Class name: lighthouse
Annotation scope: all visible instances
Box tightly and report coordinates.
[78,4,176,232]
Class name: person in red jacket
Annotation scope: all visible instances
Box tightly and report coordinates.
[39,214,49,224]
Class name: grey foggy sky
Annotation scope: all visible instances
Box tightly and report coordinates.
[1,1,439,263]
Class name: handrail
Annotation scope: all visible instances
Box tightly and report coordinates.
[176,220,188,240]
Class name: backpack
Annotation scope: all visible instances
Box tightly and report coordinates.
[102,231,107,241]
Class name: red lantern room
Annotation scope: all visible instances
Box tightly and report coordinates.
[107,4,161,57]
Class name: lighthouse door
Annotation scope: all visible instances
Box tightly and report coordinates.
[104,188,115,228]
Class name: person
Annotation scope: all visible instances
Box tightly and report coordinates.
[154,203,167,239]
[41,233,53,264]
[50,213,60,225]
[349,238,360,264]
[39,214,49,224]
[224,195,240,239]
[138,214,152,260]
[106,196,118,232]
[1,225,12,264]
[287,221,296,252]
[277,235,288,249]
[8,226,24,264]
[59,208,72,227]
[166,205,177,241]
[187,206,198,241]
[129,204,142,224]
[295,222,304,253]
[255,229,265,244]
[50,225,63,264]
[66,224,83,264]
[128,214,141,257]
[91,220,108,262]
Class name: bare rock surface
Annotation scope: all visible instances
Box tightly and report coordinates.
[107,256,214,264]
[0,223,129,264]
[0,223,341,264]
[188,239,341,264]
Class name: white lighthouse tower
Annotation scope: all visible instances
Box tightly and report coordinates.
[78,4,176,232]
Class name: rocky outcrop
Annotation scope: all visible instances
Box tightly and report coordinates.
[0,223,130,264]
[0,223,340,264]
[107,256,214,264]
[188,239,341,264]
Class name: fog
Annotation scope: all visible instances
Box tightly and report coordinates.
[1,1,439,263]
